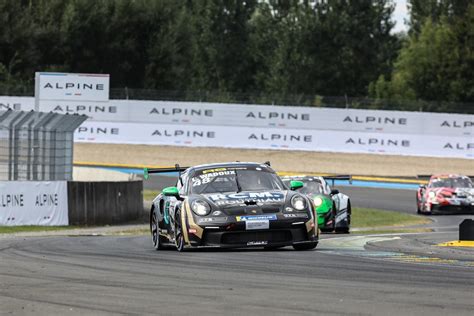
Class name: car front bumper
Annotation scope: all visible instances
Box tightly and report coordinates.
[430,204,474,215]
[185,219,318,248]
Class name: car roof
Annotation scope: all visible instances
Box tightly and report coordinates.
[281,175,324,182]
[431,174,468,180]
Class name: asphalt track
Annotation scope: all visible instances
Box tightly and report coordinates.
[1,177,474,315]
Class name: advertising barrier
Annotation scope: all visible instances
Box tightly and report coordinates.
[75,121,473,159]
[35,72,110,102]
[1,97,472,137]
[0,181,68,225]
[1,95,472,158]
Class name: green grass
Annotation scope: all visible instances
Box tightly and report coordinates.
[354,228,433,235]
[143,190,160,201]
[0,226,78,234]
[352,207,430,228]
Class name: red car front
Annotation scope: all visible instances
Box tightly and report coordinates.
[417,174,474,215]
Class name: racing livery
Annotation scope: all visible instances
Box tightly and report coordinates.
[281,175,351,233]
[147,162,319,251]
[417,174,474,215]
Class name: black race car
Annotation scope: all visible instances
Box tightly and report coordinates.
[146,162,319,251]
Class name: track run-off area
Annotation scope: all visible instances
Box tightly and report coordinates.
[2,174,474,315]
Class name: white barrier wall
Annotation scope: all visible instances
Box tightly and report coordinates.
[0,181,68,226]
[1,96,473,158]
[75,121,473,158]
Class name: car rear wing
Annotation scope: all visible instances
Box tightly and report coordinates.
[323,175,352,186]
[143,164,189,180]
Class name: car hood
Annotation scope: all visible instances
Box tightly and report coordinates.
[427,187,474,197]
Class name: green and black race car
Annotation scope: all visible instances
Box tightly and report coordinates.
[146,162,319,251]
[281,175,352,233]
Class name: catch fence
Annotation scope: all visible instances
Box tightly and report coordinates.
[0,110,87,181]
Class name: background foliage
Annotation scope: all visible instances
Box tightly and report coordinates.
[0,0,472,113]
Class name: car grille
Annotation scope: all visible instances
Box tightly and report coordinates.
[221,230,292,244]
[222,205,282,215]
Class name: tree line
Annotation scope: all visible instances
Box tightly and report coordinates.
[0,0,472,113]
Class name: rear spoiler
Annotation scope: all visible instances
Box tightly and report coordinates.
[143,164,189,180]
[323,175,352,186]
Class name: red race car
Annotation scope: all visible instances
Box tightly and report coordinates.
[417,174,474,215]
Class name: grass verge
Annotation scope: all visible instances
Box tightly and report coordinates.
[352,207,430,228]
[0,226,78,234]
[143,190,160,201]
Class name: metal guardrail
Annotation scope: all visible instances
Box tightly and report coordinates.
[0,110,87,181]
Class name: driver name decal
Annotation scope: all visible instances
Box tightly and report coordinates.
[208,192,284,206]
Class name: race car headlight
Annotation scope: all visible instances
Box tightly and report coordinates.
[291,195,307,211]
[313,197,323,207]
[428,191,436,199]
[191,200,211,216]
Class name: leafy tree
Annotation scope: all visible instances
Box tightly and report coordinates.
[0,0,37,89]
[186,0,258,94]
[145,1,194,91]
[408,0,472,35]
[370,3,474,108]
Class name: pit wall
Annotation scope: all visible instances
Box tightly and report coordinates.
[1,96,473,158]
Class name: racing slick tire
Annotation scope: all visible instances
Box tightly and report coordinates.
[335,227,350,234]
[174,210,186,252]
[293,242,318,251]
[150,208,167,250]
[416,197,421,214]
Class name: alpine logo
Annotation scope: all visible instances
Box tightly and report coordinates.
[343,116,407,125]
[246,111,310,121]
[149,108,213,117]
[443,142,474,150]
[43,82,105,91]
[440,121,473,128]
[248,133,312,142]
[152,129,215,138]
[345,138,410,147]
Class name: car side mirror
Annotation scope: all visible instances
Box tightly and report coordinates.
[419,185,426,189]
[330,189,339,195]
[162,186,180,199]
[290,180,304,190]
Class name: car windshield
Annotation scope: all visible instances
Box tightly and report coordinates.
[282,179,325,194]
[429,177,473,188]
[190,167,285,194]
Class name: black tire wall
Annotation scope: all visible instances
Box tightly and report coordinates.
[68,181,143,225]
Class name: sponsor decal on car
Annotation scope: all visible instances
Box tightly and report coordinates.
[192,170,236,186]
[247,241,268,246]
[236,214,277,221]
[283,213,308,218]
[197,217,228,224]
[208,192,284,202]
